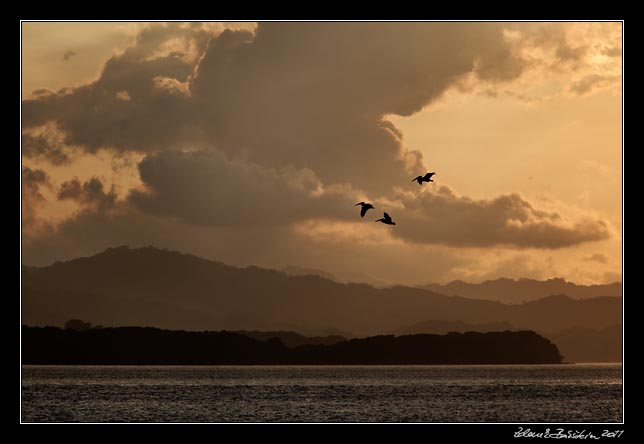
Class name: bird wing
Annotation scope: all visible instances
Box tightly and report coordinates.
[411,176,420,182]
[360,206,368,217]
[424,172,435,180]
[383,212,392,221]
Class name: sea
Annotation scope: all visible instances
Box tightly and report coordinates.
[21,364,622,423]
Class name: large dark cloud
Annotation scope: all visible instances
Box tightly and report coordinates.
[129,150,358,226]
[126,149,609,249]
[22,23,211,153]
[389,186,610,248]
[23,22,527,194]
[22,22,613,257]
[190,23,526,193]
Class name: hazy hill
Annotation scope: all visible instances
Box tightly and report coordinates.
[392,320,517,335]
[282,266,391,287]
[281,266,337,282]
[392,317,622,363]
[547,324,622,364]
[421,278,622,304]
[22,246,621,338]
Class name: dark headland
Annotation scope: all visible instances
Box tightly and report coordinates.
[22,326,563,365]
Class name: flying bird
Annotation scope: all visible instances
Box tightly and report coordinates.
[375,212,396,225]
[355,202,375,218]
[412,172,436,185]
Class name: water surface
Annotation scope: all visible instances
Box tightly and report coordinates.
[21,364,622,423]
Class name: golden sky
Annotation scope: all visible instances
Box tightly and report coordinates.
[21,22,622,286]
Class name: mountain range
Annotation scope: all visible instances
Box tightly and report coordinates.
[21,246,622,362]
[282,266,392,288]
[420,277,621,304]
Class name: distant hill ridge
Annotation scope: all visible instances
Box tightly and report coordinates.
[282,266,392,288]
[392,320,517,335]
[22,246,621,340]
[420,277,622,303]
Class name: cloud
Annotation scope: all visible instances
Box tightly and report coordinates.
[446,252,558,284]
[21,197,472,286]
[555,43,587,64]
[22,167,50,231]
[20,200,305,269]
[602,271,622,284]
[568,74,620,96]
[129,150,358,226]
[585,253,608,264]
[22,23,213,153]
[479,88,545,106]
[601,45,622,58]
[390,186,610,248]
[24,22,619,203]
[21,22,617,276]
[499,23,621,99]
[580,160,613,177]
[22,124,73,165]
[189,23,528,194]
[504,23,590,68]
[23,22,529,195]
[63,50,77,61]
[23,167,48,200]
[127,149,611,249]
[115,91,131,101]
[58,177,117,210]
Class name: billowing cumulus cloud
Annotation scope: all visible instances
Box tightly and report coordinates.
[188,23,528,193]
[126,149,610,248]
[22,23,212,153]
[23,22,528,194]
[21,22,618,273]
[129,150,359,226]
[389,186,610,248]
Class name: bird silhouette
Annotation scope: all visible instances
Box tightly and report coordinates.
[412,172,436,185]
[375,212,396,225]
[355,202,375,218]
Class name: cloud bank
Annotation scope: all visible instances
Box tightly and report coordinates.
[22,22,615,269]
[391,187,609,248]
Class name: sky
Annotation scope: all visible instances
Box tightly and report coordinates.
[21,21,622,286]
